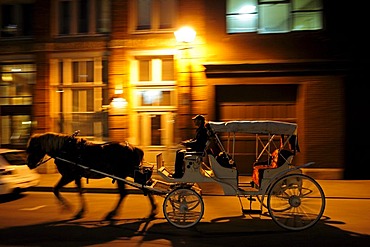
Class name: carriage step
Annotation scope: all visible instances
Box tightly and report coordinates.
[242,209,262,214]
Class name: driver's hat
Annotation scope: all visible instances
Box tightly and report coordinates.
[192,114,205,121]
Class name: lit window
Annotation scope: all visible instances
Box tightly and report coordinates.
[52,58,108,138]
[136,56,175,84]
[226,0,258,33]
[226,0,323,34]
[258,2,290,34]
[0,64,35,105]
[73,61,94,83]
[136,90,174,107]
[292,0,323,30]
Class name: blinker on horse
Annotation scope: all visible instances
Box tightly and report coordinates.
[26,132,158,220]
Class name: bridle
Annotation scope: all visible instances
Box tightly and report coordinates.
[33,155,53,168]
[29,130,82,169]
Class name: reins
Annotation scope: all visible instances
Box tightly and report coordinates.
[34,156,53,168]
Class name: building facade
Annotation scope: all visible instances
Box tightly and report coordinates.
[0,0,363,178]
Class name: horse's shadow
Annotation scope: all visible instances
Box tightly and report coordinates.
[0,215,369,247]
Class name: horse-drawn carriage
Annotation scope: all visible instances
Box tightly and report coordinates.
[26,120,325,231]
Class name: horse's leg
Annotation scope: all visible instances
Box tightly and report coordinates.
[53,175,75,211]
[104,180,127,221]
[147,192,159,219]
[73,177,86,219]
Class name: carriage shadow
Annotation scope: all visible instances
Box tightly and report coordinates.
[0,215,369,247]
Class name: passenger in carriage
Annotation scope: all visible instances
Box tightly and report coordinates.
[171,114,208,178]
[252,135,299,186]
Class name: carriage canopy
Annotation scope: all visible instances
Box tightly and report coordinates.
[208,120,297,136]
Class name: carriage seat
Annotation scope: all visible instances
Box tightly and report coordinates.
[252,149,294,187]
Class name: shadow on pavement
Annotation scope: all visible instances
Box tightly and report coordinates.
[0,215,369,247]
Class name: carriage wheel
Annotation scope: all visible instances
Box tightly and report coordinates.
[267,174,326,231]
[163,188,204,229]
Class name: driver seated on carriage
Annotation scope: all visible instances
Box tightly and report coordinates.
[171,114,209,178]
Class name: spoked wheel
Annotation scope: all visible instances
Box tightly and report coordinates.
[267,174,325,231]
[163,188,204,228]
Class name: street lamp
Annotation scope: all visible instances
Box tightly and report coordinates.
[174,26,196,138]
[174,26,196,44]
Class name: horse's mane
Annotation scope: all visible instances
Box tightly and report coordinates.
[28,132,143,160]
[27,132,85,155]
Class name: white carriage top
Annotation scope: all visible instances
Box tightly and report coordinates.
[207,120,297,136]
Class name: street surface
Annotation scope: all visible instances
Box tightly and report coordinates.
[0,191,369,246]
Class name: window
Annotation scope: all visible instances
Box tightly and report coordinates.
[291,0,323,31]
[137,113,175,146]
[259,1,290,33]
[133,0,177,32]
[0,2,34,38]
[135,89,175,107]
[226,0,323,34]
[50,57,108,139]
[226,0,258,33]
[135,56,175,85]
[0,63,35,148]
[133,55,176,147]
[151,114,161,145]
[134,56,176,107]
[56,0,111,36]
[73,61,94,83]
[0,64,35,105]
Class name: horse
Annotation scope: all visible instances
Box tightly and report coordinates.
[26,131,158,221]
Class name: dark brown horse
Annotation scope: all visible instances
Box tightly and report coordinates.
[26,131,158,220]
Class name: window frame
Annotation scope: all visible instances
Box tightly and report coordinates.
[54,0,111,37]
[129,0,177,33]
[226,0,323,34]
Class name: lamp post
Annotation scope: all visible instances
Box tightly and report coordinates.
[174,27,196,138]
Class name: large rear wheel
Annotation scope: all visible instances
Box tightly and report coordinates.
[163,188,204,228]
[267,174,325,231]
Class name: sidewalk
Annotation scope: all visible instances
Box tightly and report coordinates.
[31,172,370,199]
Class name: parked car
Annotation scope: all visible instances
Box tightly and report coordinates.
[0,149,40,195]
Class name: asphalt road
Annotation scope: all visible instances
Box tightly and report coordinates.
[0,190,369,247]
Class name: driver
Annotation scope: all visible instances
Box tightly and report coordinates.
[171,114,208,178]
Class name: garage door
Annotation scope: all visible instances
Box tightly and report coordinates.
[215,85,298,175]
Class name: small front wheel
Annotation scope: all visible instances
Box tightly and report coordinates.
[267,174,326,231]
[163,188,204,228]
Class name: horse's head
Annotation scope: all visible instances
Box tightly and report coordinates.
[26,134,47,169]
[26,132,68,169]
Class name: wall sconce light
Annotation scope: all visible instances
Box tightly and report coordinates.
[111,97,127,109]
[110,87,128,109]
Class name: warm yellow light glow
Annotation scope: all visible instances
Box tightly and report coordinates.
[114,89,123,94]
[111,97,127,109]
[2,74,13,81]
[174,26,196,43]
